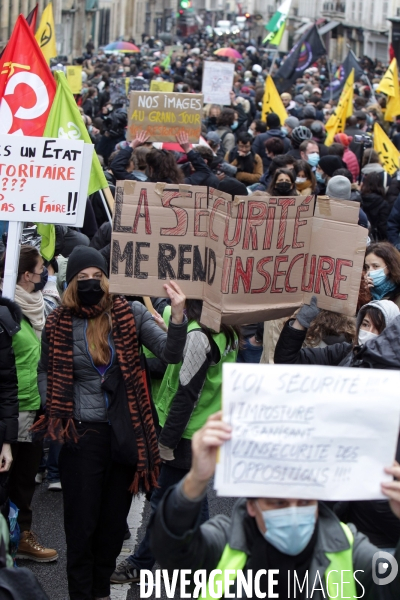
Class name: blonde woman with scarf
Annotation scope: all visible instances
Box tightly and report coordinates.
[0,245,58,562]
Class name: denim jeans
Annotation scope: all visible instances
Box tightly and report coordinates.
[47,441,62,483]
[237,337,263,363]
[39,441,62,483]
[127,463,209,571]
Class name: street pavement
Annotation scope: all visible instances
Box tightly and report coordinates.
[23,478,236,599]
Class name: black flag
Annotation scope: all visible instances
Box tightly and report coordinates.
[322,51,364,101]
[274,25,326,93]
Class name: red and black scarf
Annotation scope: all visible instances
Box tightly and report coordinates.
[32,295,160,493]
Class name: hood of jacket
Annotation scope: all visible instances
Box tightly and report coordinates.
[0,297,22,336]
[361,163,384,175]
[352,313,400,368]
[266,128,285,139]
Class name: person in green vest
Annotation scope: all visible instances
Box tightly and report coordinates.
[148,412,400,599]
[0,245,58,563]
[111,299,239,585]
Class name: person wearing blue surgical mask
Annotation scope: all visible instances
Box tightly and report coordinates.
[365,242,400,305]
[149,412,400,599]
[299,140,320,170]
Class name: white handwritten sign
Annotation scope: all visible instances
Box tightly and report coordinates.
[0,134,91,226]
[215,363,400,500]
[202,61,235,105]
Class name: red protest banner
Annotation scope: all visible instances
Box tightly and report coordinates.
[0,15,56,136]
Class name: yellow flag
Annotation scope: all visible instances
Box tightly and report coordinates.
[66,65,82,94]
[373,123,400,175]
[35,2,57,65]
[150,80,174,92]
[325,70,354,146]
[376,59,400,122]
[261,75,288,125]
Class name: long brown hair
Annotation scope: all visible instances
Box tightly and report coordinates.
[63,274,114,366]
[146,149,184,183]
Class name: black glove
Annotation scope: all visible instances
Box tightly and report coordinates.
[296,296,320,329]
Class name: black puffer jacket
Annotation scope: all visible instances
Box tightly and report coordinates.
[275,315,400,368]
[38,302,187,422]
[274,320,352,366]
[0,298,21,443]
[361,192,392,240]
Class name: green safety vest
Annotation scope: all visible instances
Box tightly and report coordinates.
[203,522,356,600]
[156,311,238,439]
[142,306,172,405]
[12,318,41,411]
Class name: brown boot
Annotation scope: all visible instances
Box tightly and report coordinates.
[16,531,58,562]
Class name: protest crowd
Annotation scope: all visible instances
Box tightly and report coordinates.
[4,3,400,600]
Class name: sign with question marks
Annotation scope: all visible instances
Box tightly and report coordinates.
[0,134,91,225]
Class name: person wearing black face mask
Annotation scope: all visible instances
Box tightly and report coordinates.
[33,246,188,600]
[266,167,298,197]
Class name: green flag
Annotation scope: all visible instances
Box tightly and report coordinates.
[36,223,56,261]
[263,0,291,44]
[263,22,286,45]
[44,71,108,196]
[160,51,172,69]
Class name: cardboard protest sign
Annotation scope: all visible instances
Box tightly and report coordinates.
[0,134,92,227]
[215,363,400,500]
[127,91,203,142]
[109,182,367,328]
[202,61,235,105]
[150,81,174,92]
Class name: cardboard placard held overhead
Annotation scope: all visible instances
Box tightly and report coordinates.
[0,135,92,227]
[215,363,400,500]
[202,61,235,105]
[127,91,203,142]
[109,182,368,329]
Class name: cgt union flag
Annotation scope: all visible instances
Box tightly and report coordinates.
[0,15,56,136]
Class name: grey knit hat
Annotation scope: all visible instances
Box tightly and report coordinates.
[326,175,351,200]
[284,116,300,129]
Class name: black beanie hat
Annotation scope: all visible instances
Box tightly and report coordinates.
[319,155,344,178]
[66,246,108,284]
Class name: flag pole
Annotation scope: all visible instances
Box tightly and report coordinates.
[2,222,23,301]
[347,45,376,103]
[268,49,279,76]
[99,189,112,224]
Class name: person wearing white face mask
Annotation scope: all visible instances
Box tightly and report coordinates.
[150,412,400,599]
[274,296,400,368]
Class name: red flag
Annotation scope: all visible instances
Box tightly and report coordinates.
[0,15,56,136]
[26,4,38,33]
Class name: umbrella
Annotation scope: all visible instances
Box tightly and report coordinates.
[103,41,140,53]
[214,48,242,59]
